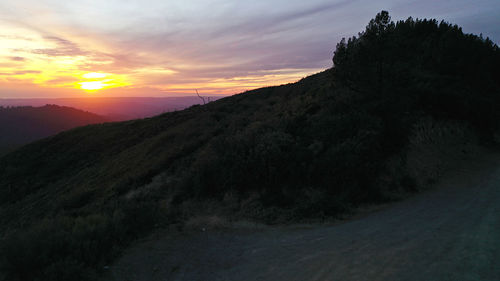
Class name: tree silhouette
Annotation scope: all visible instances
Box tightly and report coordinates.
[332,11,500,139]
[365,10,394,36]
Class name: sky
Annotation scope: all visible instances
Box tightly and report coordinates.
[0,0,499,98]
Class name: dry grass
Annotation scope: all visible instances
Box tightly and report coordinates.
[406,118,479,188]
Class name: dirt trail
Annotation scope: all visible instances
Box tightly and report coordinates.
[109,153,500,281]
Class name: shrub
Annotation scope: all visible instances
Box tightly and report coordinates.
[0,201,159,281]
[405,118,478,188]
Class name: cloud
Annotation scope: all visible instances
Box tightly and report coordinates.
[45,76,79,84]
[0,34,32,41]
[1,0,499,98]
[86,1,355,86]
[31,35,87,57]
[14,70,41,75]
[208,0,354,39]
[0,70,41,75]
[10,56,26,61]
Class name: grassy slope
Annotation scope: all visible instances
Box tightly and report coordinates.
[0,70,332,225]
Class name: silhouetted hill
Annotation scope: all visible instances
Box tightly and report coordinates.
[0,12,499,281]
[0,105,107,154]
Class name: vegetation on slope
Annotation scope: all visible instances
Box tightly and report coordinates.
[0,11,499,280]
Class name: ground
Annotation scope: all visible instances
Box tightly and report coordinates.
[108,151,500,281]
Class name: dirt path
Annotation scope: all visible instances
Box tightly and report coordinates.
[108,154,500,281]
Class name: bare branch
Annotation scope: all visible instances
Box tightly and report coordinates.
[195,89,206,105]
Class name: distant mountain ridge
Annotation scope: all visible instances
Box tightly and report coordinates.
[0,104,107,154]
[0,96,224,121]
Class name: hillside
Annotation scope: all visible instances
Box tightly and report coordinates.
[1,12,499,281]
[0,105,107,155]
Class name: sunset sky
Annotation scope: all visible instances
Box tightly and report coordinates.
[1,0,499,98]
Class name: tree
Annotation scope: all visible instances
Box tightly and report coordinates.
[332,10,500,138]
[364,10,394,37]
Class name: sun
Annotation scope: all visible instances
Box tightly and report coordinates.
[76,72,129,92]
[83,72,108,79]
[79,81,106,91]
[79,72,108,91]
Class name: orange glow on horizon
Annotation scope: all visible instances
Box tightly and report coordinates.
[0,22,322,97]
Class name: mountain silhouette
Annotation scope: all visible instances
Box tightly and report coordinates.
[0,105,107,155]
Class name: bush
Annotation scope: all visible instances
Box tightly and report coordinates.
[0,201,159,281]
